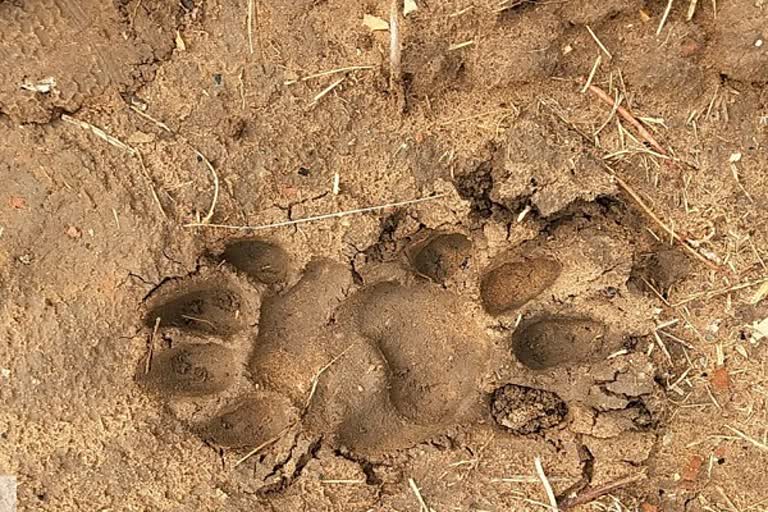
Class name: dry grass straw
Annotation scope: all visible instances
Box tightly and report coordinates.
[657,0,674,35]
[246,0,254,54]
[586,25,612,59]
[408,478,430,512]
[191,149,219,225]
[61,113,167,218]
[389,0,402,88]
[310,76,345,106]
[724,425,768,452]
[185,193,445,231]
[687,0,698,20]
[144,317,161,374]
[672,277,768,307]
[61,114,136,154]
[128,106,220,224]
[534,457,559,511]
[581,55,602,94]
[284,65,375,86]
[303,345,353,413]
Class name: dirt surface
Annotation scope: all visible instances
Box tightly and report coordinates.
[2,0,768,511]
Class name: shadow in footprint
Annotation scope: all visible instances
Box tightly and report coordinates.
[145,288,244,335]
[511,316,608,369]
[220,239,292,286]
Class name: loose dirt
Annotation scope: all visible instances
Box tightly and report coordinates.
[2,1,768,511]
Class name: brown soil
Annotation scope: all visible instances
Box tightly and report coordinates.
[2,1,768,511]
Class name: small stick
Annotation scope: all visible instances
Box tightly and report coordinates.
[284,65,375,85]
[687,0,698,20]
[247,0,254,54]
[311,76,345,105]
[145,317,161,374]
[581,54,602,94]
[389,0,402,89]
[586,25,612,59]
[185,193,445,230]
[559,473,645,509]
[61,114,137,155]
[534,457,559,511]
[448,40,474,51]
[408,478,430,512]
[671,276,768,307]
[725,425,768,452]
[129,105,173,133]
[136,152,168,219]
[234,427,290,467]
[191,149,220,224]
[610,172,719,270]
[588,84,667,155]
[657,0,674,35]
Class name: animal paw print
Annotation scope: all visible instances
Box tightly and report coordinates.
[137,216,661,484]
[136,237,491,461]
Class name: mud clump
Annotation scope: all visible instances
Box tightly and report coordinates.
[139,343,235,397]
[220,240,291,285]
[411,233,472,283]
[511,317,606,369]
[480,256,561,314]
[491,384,567,435]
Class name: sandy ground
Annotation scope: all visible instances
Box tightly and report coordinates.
[1,0,768,511]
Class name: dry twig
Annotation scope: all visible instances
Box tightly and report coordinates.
[610,172,719,270]
[559,472,645,509]
[588,85,667,155]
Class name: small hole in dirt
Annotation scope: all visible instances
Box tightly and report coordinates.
[454,160,494,219]
[362,462,381,485]
[490,383,567,434]
[411,233,472,283]
[298,167,311,177]
[220,239,291,285]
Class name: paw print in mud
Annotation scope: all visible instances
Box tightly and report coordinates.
[137,237,491,460]
[136,217,660,492]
